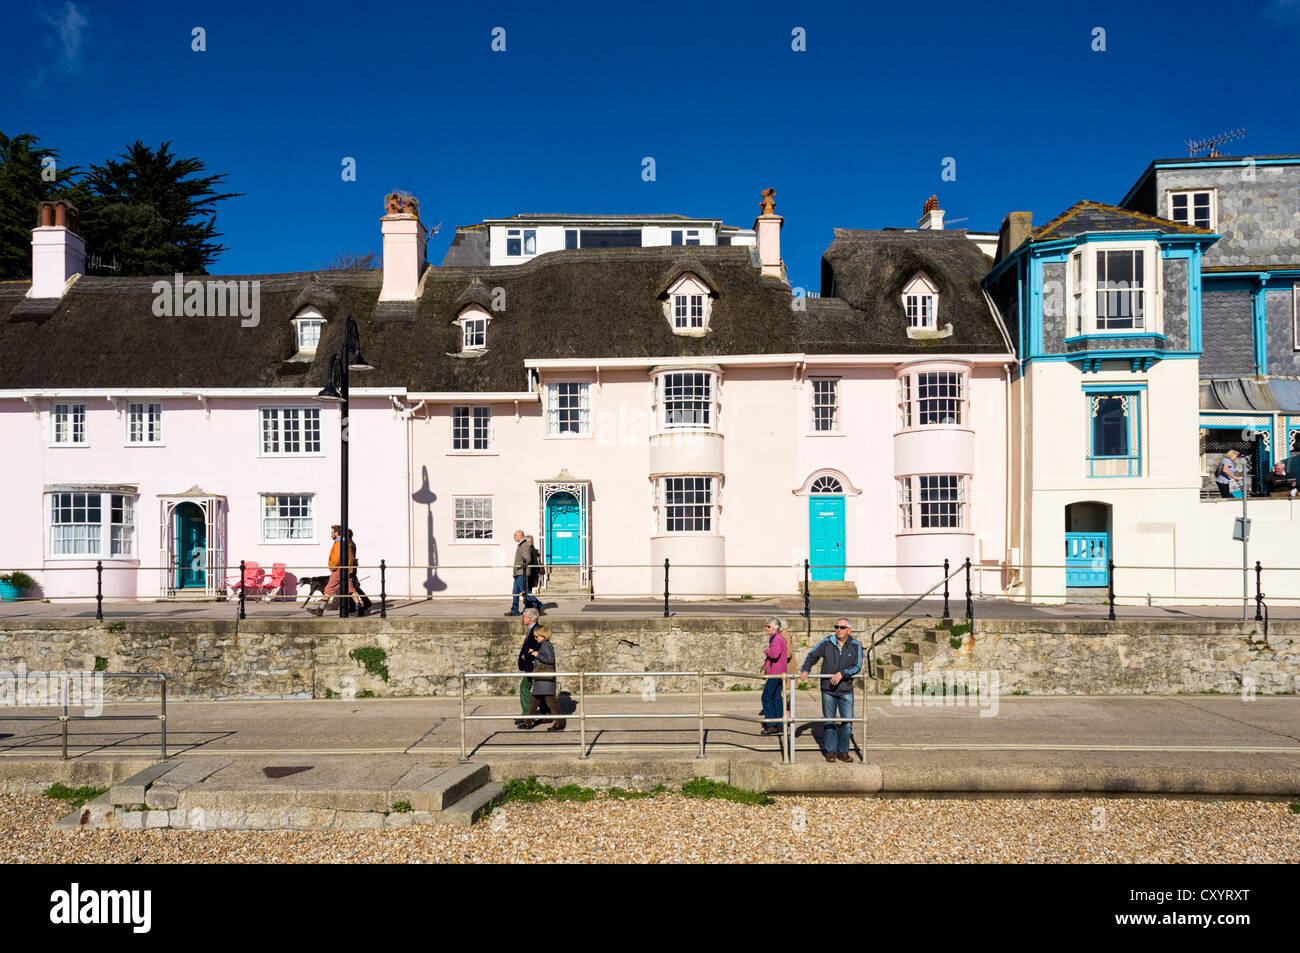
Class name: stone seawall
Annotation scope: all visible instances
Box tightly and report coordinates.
[0,616,1294,700]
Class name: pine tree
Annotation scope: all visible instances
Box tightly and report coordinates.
[0,133,76,280]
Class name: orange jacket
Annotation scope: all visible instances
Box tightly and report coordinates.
[328,539,356,571]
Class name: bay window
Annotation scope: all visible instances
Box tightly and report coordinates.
[657,371,716,429]
[896,367,967,430]
[657,476,718,533]
[48,491,136,557]
[896,475,967,531]
[1067,242,1160,335]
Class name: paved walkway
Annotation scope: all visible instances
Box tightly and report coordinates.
[2,694,1297,775]
[3,595,1295,621]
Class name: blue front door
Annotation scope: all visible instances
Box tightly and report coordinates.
[809,496,845,581]
[546,493,580,565]
[1065,533,1108,587]
[175,503,206,588]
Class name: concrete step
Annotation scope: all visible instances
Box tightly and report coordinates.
[890,649,921,668]
[798,580,859,597]
[433,780,503,827]
[410,763,491,812]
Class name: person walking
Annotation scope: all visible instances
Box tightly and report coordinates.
[346,528,373,617]
[515,607,545,729]
[1216,449,1240,499]
[526,625,565,731]
[760,617,788,736]
[526,534,543,601]
[309,524,348,616]
[506,529,543,616]
[798,617,863,763]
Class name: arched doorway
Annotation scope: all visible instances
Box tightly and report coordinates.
[545,492,581,566]
[1064,501,1111,588]
[808,475,846,582]
[174,501,207,589]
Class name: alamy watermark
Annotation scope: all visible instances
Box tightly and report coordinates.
[0,662,103,716]
[890,662,1000,716]
[151,273,260,327]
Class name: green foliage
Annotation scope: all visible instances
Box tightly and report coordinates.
[796,681,811,691]
[500,776,557,804]
[348,646,389,682]
[0,133,78,279]
[1012,689,1029,696]
[606,785,666,800]
[323,687,337,699]
[680,778,774,806]
[68,141,242,275]
[390,800,411,814]
[105,622,125,633]
[949,623,971,638]
[0,571,36,590]
[553,784,599,803]
[949,637,963,650]
[355,690,376,699]
[93,657,108,672]
[728,683,755,691]
[43,783,107,808]
[738,593,754,600]
[1290,803,1300,815]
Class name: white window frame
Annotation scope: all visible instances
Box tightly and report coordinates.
[902,273,938,330]
[896,368,968,431]
[655,370,718,431]
[51,402,87,446]
[665,274,713,335]
[294,316,324,354]
[505,228,537,258]
[259,406,323,456]
[655,476,719,535]
[546,382,591,437]
[1066,241,1162,336]
[896,474,968,533]
[452,496,495,542]
[451,405,493,452]
[125,402,163,446]
[259,493,316,544]
[1167,189,1216,230]
[810,378,841,433]
[46,491,137,559]
[462,315,487,351]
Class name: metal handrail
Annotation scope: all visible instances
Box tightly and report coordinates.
[0,672,166,760]
[864,562,967,678]
[459,669,868,766]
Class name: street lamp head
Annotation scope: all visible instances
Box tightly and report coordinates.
[314,355,344,402]
[345,315,373,371]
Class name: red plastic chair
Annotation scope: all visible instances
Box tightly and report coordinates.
[226,562,266,597]
[262,563,287,601]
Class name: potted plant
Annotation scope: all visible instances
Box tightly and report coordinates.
[0,571,36,601]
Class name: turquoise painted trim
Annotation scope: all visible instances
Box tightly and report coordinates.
[1017,256,1025,365]
[1028,256,1044,359]
[1065,333,1167,344]
[1083,382,1148,393]
[1252,284,1268,375]
[1203,269,1300,280]
[1191,245,1203,352]
[1085,390,1141,477]
[1028,351,1200,365]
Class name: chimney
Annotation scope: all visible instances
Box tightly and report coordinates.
[917,195,944,230]
[995,211,1033,263]
[379,192,427,301]
[28,200,85,298]
[754,187,785,280]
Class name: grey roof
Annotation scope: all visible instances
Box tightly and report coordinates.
[806,229,1009,353]
[1201,378,1300,414]
[440,227,489,267]
[1032,201,1211,241]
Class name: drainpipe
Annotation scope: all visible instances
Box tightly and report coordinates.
[1003,361,1014,591]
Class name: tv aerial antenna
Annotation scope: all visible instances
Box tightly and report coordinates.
[1186,128,1246,158]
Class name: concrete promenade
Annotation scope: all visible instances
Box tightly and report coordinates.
[3,595,1297,622]
[2,694,1297,785]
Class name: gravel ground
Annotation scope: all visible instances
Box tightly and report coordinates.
[2,794,1297,863]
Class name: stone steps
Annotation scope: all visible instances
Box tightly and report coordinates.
[56,757,501,831]
[798,580,859,597]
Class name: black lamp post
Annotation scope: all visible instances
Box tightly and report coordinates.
[315,314,372,618]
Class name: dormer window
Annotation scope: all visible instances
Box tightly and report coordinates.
[506,228,536,257]
[1167,189,1215,230]
[902,273,938,329]
[671,229,701,246]
[291,308,325,357]
[456,304,490,352]
[663,273,713,335]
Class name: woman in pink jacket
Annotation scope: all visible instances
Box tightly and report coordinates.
[760,617,789,736]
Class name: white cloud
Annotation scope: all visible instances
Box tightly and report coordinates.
[42,1,89,67]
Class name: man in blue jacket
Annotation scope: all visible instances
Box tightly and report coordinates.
[799,618,862,763]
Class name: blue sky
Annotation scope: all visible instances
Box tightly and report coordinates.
[4,0,1299,289]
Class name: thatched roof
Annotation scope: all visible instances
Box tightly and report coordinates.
[807,229,1008,353]
[0,246,795,392]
